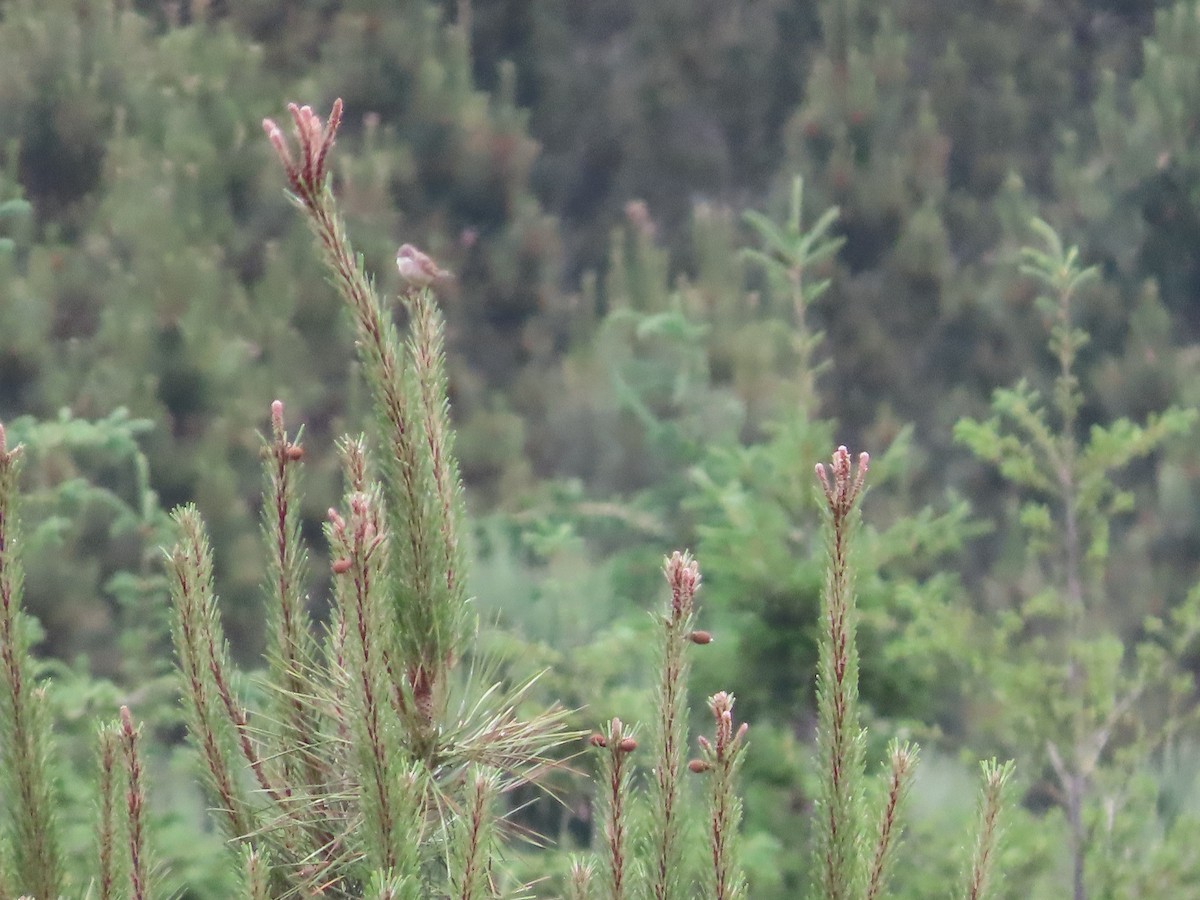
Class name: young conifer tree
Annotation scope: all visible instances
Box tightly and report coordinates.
[809,445,1014,900]
[156,100,579,896]
[956,219,1200,899]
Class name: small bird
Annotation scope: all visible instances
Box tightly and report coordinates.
[396,243,451,288]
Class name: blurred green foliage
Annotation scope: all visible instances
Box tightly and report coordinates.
[5,0,1200,895]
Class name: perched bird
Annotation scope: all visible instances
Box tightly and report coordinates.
[396,243,451,288]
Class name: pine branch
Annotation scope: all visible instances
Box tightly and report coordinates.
[864,740,918,900]
[258,400,347,874]
[119,706,150,900]
[262,400,324,787]
[326,456,421,879]
[447,766,501,900]
[647,551,703,900]
[365,868,419,899]
[964,760,1015,900]
[812,446,871,899]
[166,505,257,841]
[398,286,470,727]
[404,288,467,612]
[264,101,467,739]
[241,846,272,900]
[567,857,596,900]
[96,724,122,900]
[690,692,749,900]
[0,422,64,899]
[591,719,638,900]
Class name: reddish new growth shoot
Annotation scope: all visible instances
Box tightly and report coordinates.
[815,445,869,521]
[268,400,305,464]
[262,100,344,201]
[707,692,749,762]
[665,549,700,624]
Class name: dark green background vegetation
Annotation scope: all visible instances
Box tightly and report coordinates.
[4,0,1200,895]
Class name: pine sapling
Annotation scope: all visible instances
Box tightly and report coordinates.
[810,445,972,899]
[741,175,845,415]
[264,102,469,741]
[956,219,1196,900]
[257,99,575,896]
